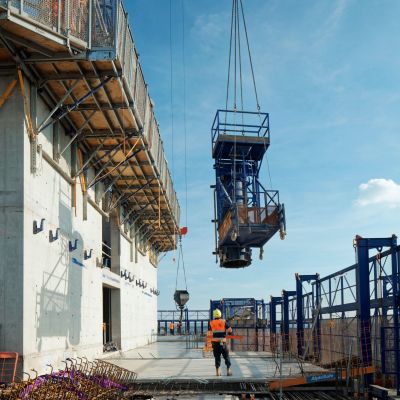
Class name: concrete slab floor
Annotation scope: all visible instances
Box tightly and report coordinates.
[107,338,324,381]
[151,397,237,400]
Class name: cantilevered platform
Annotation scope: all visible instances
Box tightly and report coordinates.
[0,0,179,252]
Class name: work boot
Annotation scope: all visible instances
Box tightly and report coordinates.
[216,368,221,376]
[227,367,232,376]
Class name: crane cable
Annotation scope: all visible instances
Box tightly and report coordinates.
[225,0,273,194]
[169,0,178,259]
[182,0,188,228]
[226,0,253,114]
[239,0,273,189]
[169,0,175,181]
[174,235,188,291]
[239,0,260,111]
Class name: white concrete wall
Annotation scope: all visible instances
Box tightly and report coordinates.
[119,235,158,350]
[0,75,24,355]
[0,75,159,374]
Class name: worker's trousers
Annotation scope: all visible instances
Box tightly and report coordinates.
[212,342,231,369]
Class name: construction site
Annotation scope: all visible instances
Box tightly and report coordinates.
[0,0,399,399]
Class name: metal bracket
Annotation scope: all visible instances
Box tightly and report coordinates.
[49,228,60,242]
[102,258,111,269]
[69,239,78,252]
[84,249,92,260]
[33,218,45,234]
[39,76,112,133]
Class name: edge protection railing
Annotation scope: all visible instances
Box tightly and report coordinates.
[211,109,270,147]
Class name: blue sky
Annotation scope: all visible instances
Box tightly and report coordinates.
[127,0,400,309]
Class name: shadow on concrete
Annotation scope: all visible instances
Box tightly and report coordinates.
[36,199,83,350]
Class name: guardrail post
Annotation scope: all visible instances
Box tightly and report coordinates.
[296,273,319,358]
[282,290,296,352]
[270,296,282,353]
[355,235,399,394]
[313,278,321,361]
[66,0,70,35]
[390,240,400,395]
[88,0,92,49]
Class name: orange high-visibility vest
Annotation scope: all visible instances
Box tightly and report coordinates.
[210,319,227,341]
[169,322,174,330]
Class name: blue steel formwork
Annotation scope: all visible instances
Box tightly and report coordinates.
[211,110,286,268]
[269,236,400,395]
[209,298,267,326]
[269,296,282,353]
[210,298,269,351]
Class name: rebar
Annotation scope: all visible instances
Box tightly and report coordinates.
[0,358,136,400]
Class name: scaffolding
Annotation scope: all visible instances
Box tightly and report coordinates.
[0,0,179,253]
[268,236,400,395]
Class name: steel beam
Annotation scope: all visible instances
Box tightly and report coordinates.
[61,102,134,111]
[282,290,296,352]
[295,273,319,358]
[355,235,399,393]
[40,76,113,133]
[39,71,117,85]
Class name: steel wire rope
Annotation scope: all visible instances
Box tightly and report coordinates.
[169,0,175,181]
[169,0,178,258]
[181,0,188,229]
[225,0,235,127]
[239,0,273,190]
[174,236,188,291]
[239,0,260,111]
[232,0,238,236]
[173,2,189,297]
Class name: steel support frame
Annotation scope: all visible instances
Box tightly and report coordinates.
[279,240,400,394]
[295,273,319,357]
[270,296,282,352]
[355,235,399,393]
[282,290,296,352]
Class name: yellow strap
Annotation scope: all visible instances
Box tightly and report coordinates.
[73,177,77,216]
[17,69,36,139]
[158,187,161,229]
[77,148,86,193]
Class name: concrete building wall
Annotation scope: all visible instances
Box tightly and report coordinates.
[119,235,158,350]
[0,76,159,374]
[0,75,25,355]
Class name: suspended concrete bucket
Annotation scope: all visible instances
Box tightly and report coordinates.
[174,290,189,309]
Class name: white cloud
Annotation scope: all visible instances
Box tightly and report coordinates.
[356,179,400,208]
[191,12,228,53]
[208,277,214,281]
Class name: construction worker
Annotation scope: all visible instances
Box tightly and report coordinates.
[169,321,174,335]
[209,309,232,376]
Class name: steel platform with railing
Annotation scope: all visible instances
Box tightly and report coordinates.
[0,0,179,251]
